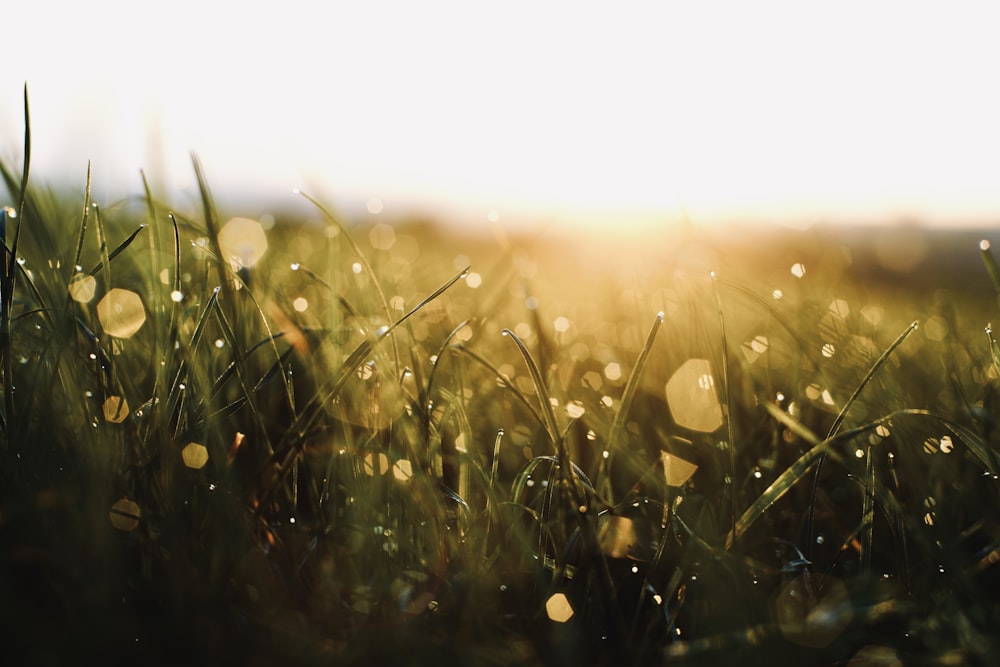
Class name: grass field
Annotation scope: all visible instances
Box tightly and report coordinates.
[1,99,999,666]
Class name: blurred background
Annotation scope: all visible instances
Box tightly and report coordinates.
[2,0,1000,236]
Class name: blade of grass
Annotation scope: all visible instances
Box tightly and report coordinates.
[296,189,401,374]
[598,311,663,480]
[980,239,1000,297]
[263,266,470,500]
[85,224,147,277]
[71,163,92,271]
[807,320,919,556]
[2,85,30,442]
[191,154,243,333]
[502,328,561,453]
[710,271,740,540]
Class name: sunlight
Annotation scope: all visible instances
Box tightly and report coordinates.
[4,1,1000,231]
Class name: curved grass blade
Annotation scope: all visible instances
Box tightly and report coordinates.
[726,403,865,549]
[1,85,30,439]
[502,328,560,452]
[211,294,273,451]
[448,345,546,433]
[987,326,1000,377]
[296,189,401,371]
[807,320,919,553]
[826,320,919,440]
[600,310,663,503]
[422,319,474,429]
[607,310,663,457]
[263,266,470,498]
[730,404,995,550]
[718,276,826,374]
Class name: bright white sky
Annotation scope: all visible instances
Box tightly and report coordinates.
[3,1,1000,232]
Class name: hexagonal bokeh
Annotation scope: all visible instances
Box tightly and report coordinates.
[218,217,268,269]
[109,498,140,532]
[97,288,146,339]
[665,358,723,433]
[181,442,209,469]
[774,576,852,647]
[102,396,129,423]
[545,592,574,623]
[598,515,637,558]
[68,274,96,303]
[661,451,698,487]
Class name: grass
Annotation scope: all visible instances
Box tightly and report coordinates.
[1,92,999,666]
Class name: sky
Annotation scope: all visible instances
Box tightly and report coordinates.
[3,1,1000,233]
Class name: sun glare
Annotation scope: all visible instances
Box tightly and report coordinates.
[4,2,1000,231]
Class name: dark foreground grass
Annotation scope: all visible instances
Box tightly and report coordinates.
[1,101,1000,666]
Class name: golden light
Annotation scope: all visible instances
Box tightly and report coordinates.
[109,498,140,532]
[6,3,1000,233]
[363,452,390,476]
[665,359,722,433]
[68,274,96,303]
[96,288,146,339]
[598,515,638,559]
[774,576,852,648]
[545,592,574,623]
[181,442,209,469]
[392,458,413,482]
[661,452,699,488]
[218,217,268,269]
[102,396,128,423]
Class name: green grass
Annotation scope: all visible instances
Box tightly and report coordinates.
[1,93,999,666]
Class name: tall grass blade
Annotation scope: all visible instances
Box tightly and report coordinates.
[602,311,663,500]
[296,189,400,370]
[16,83,30,221]
[827,320,919,440]
[1,85,31,441]
[502,328,560,452]
[710,272,739,538]
[449,345,546,432]
[71,163,92,271]
[807,320,919,554]
[191,154,234,312]
[980,239,1000,297]
[265,266,469,494]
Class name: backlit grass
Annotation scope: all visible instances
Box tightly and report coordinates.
[1,92,999,666]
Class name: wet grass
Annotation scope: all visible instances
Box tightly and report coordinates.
[1,97,1000,666]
